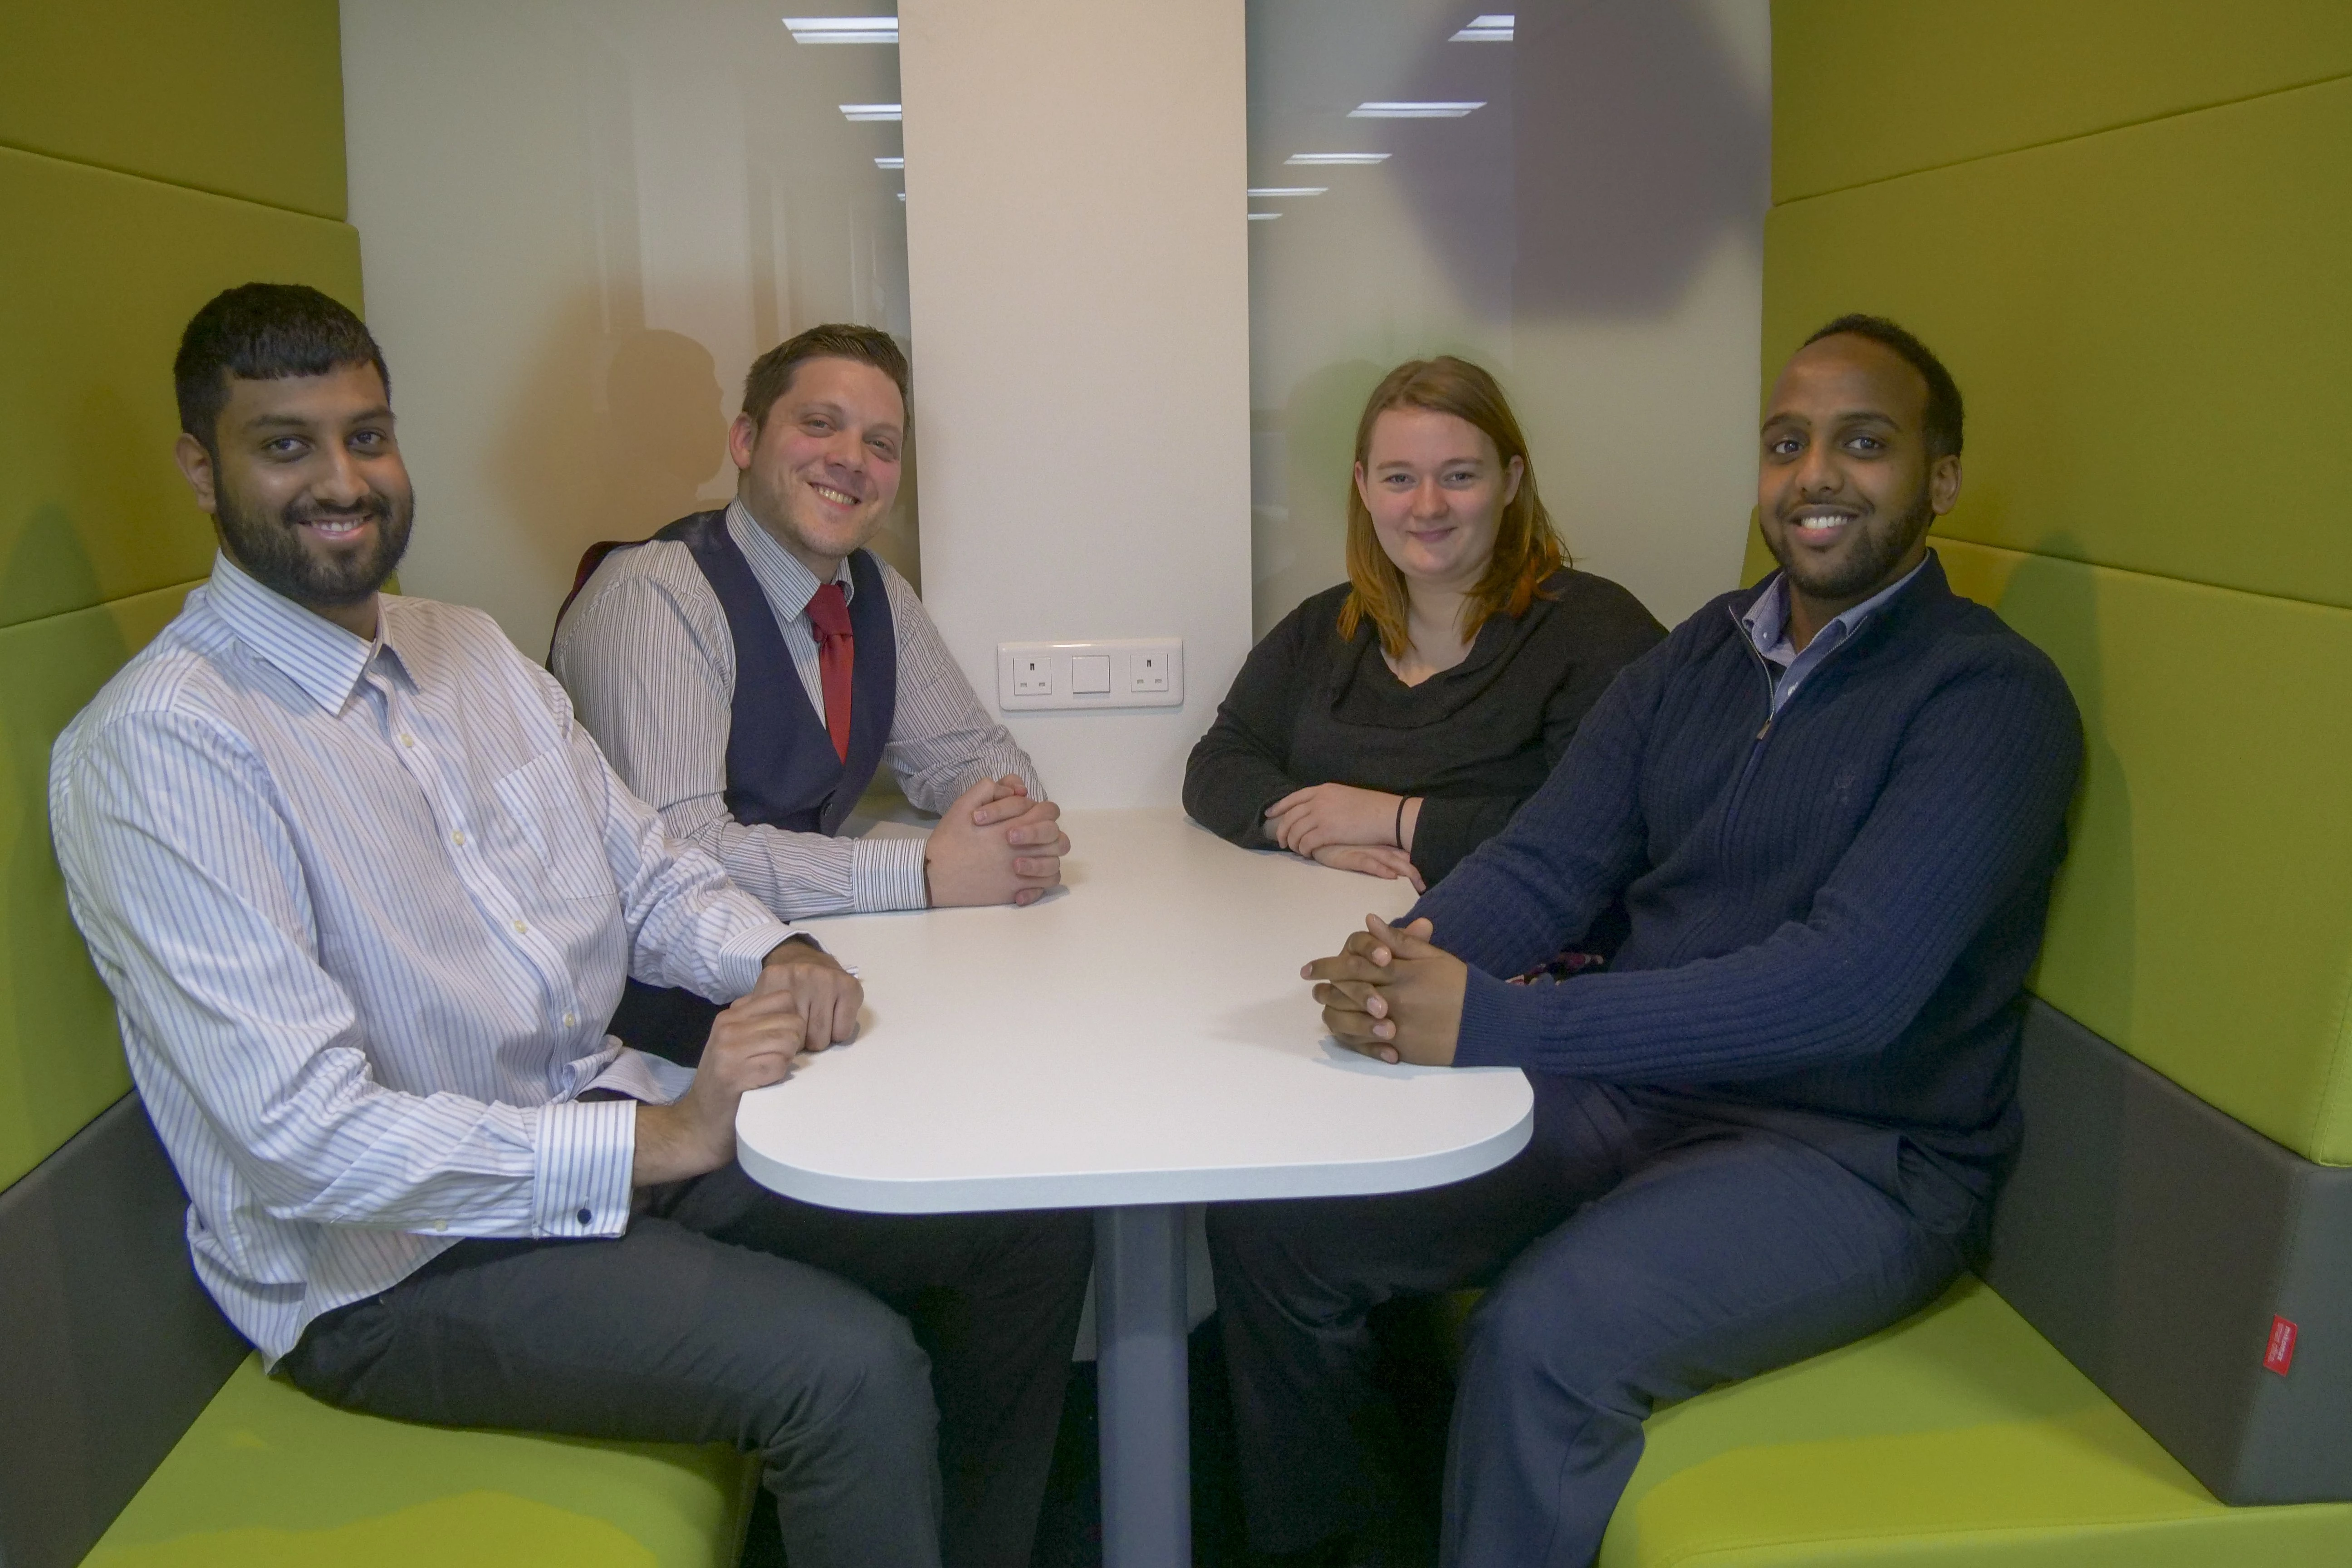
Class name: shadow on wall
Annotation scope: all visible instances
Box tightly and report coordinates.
[1509,0,1769,318]
[490,304,927,643]
[491,307,728,617]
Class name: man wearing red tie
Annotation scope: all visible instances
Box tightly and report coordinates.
[554,324,1068,1062]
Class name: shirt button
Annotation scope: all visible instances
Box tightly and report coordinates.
[575,1207,593,1226]
[512,920,529,935]
[432,1218,448,1233]
[563,1012,577,1028]
[400,734,416,748]
[451,830,466,847]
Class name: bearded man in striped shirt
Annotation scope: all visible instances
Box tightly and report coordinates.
[51,284,1090,1568]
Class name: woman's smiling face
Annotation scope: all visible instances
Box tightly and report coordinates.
[1355,406,1523,595]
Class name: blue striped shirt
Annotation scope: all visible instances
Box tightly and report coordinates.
[49,555,793,1363]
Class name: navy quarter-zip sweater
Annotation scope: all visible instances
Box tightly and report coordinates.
[1415,552,2083,1229]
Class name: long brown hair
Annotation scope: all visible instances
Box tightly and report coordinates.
[1336,356,1567,658]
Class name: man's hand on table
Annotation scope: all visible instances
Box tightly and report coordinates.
[1303,915,1465,1067]
[761,935,863,1050]
[632,975,809,1185]
[926,774,1071,907]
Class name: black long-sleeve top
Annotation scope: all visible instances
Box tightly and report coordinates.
[1183,570,1667,885]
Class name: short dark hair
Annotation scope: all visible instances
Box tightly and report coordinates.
[174,283,389,453]
[1801,313,1964,459]
[741,323,911,430]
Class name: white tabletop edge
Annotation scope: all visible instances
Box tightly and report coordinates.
[736,1100,1534,1215]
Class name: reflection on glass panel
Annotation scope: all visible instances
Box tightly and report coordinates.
[1245,0,1770,637]
[343,1,915,652]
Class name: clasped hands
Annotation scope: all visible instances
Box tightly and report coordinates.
[927,774,1070,907]
[1303,914,1466,1067]
[1265,782,1425,892]
[632,937,862,1186]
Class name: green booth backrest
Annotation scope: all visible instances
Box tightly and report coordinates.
[1759,1,2352,1167]
[0,6,362,1565]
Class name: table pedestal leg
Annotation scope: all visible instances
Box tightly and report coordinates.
[1095,1203,1191,1568]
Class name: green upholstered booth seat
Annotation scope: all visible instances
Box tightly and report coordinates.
[1770,0,2352,204]
[1596,1278,2352,1568]
[1763,72,2352,612]
[83,1356,759,1568]
[0,146,362,630]
[0,0,347,220]
[0,583,198,1191]
[1928,541,2352,1166]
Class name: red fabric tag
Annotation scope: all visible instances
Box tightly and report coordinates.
[2264,1315,2298,1376]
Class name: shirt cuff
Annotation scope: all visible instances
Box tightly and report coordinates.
[531,1096,637,1238]
[852,834,929,912]
[715,916,798,999]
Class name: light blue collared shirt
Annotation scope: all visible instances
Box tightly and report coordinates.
[1739,554,1932,715]
[51,554,791,1362]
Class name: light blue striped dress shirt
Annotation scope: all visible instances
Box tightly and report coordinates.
[49,554,793,1364]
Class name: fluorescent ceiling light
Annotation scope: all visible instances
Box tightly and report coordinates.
[839,103,903,121]
[1285,152,1389,166]
[897,192,906,201]
[1248,212,1282,221]
[784,16,898,44]
[1451,13,1514,41]
[1247,186,1326,197]
[875,156,905,169]
[1350,101,1484,118]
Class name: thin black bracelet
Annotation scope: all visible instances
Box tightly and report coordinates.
[1395,795,1409,849]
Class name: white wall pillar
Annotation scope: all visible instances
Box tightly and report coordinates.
[899,0,1254,808]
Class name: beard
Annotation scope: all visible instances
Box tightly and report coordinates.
[215,477,414,612]
[1770,482,1936,601]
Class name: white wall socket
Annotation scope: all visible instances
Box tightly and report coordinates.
[995,639,1185,710]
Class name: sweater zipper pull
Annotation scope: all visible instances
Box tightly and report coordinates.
[1754,716,1773,742]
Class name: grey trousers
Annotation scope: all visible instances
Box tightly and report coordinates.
[282,1164,1093,1568]
[1208,1076,1968,1568]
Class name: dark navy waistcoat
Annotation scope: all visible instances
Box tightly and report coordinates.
[560,509,899,1062]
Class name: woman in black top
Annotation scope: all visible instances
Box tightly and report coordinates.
[1185,356,1664,890]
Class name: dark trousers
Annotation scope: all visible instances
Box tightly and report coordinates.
[283,1164,1093,1568]
[1207,1077,1966,1568]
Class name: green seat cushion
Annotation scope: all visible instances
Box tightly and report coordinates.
[1601,1277,2352,1566]
[1771,0,2352,203]
[0,583,198,1189]
[83,1355,757,1568]
[1764,71,2352,611]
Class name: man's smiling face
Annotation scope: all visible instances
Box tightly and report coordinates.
[176,362,414,635]
[731,355,905,574]
[1757,333,1960,612]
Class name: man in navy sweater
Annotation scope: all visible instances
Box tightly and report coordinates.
[1209,318,2083,1567]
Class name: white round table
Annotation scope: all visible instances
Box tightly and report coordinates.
[735,808,1533,1568]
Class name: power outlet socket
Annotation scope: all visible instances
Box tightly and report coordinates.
[996,639,1186,710]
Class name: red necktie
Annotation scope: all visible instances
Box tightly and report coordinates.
[806,582,855,762]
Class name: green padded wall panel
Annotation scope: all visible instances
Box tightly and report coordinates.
[87,1355,754,1567]
[0,0,346,220]
[1764,76,2352,610]
[0,581,196,1191]
[1934,540,2352,1166]
[1600,1278,2352,1566]
[0,146,362,630]
[1771,0,2352,203]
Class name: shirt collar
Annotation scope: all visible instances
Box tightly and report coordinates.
[206,551,392,713]
[725,498,854,621]
[1740,552,1931,669]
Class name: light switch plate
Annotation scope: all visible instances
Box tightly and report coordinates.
[996,639,1185,710]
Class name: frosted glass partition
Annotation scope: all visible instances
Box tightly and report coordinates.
[1245,0,1772,637]
[344,0,917,656]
